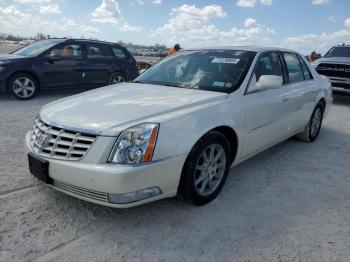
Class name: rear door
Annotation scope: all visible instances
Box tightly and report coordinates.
[84,43,115,87]
[281,52,317,131]
[40,43,85,89]
[112,46,138,80]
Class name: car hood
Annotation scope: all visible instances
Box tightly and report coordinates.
[40,83,227,136]
[315,57,350,64]
[0,53,28,62]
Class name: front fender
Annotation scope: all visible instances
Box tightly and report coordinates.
[153,96,245,164]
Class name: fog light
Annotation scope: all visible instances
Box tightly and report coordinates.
[107,187,162,204]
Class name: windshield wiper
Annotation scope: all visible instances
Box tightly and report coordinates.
[133,81,188,88]
[164,83,193,88]
[133,80,146,84]
[164,83,183,88]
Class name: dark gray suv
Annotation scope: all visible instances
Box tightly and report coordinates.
[0,39,138,100]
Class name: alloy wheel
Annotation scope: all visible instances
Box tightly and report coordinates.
[12,77,35,99]
[310,107,322,138]
[112,75,124,84]
[194,144,227,197]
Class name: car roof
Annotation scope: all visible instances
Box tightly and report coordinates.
[332,44,350,47]
[186,46,299,53]
[47,38,121,46]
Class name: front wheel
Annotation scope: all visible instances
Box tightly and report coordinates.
[179,131,232,205]
[8,73,38,100]
[296,103,324,143]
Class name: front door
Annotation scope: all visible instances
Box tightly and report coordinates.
[39,43,86,89]
[243,52,295,158]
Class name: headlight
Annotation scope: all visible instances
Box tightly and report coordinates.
[108,123,159,164]
[0,61,8,71]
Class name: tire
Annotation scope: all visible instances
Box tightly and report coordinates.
[8,73,38,100]
[296,103,324,143]
[179,131,232,205]
[109,72,125,85]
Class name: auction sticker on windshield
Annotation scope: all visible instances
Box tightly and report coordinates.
[212,81,226,87]
[211,57,240,64]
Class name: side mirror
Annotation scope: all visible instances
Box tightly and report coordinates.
[257,75,283,90]
[47,53,60,62]
[248,75,283,92]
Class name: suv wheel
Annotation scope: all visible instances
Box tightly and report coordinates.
[179,131,231,205]
[110,73,125,85]
[8,73,38,100]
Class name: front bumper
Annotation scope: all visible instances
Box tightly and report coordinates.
[0,73,6,93]
[329,77,350,93]
[25,131,184,208]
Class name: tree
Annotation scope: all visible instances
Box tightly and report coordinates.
[35,33,46,40]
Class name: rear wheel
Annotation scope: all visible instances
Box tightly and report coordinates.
[296,103,324,143]
[179,131,231,205]
[8,73,38,100]
[109,72,125,85]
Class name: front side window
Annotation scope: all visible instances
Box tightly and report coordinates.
[87,44,113,59]
[254,52,283,82]
[48,44,83,58]
[283,53,304,83]
[135,50,256,93]
[13,39,64,57]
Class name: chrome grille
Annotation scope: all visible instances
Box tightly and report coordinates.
[53,180,108,202]
[30,118,97,160]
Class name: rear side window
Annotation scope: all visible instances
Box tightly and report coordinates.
[254,52,283,82]
[112,47,127,59]
[87,44,113,59]
[298,55,313,80]
[283,53,304,83]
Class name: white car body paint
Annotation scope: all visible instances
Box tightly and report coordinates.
[25,47,332,208]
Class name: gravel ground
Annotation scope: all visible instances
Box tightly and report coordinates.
[0,91,350,262]
[0,43,20,54]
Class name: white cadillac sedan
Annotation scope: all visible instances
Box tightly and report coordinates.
[25,47,332,208]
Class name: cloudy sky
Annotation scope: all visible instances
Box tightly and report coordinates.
[0,0,350,54]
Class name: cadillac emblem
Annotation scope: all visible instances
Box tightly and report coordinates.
[37,131,49,149]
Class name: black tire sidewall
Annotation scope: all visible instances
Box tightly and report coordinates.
[308,104,323,142]
[180,131,232,205]
[109,72,125,85]
[8,73,38,100]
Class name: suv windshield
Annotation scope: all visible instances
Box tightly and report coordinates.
[324,46,350,58]
[135,50,256,93]
[13,39,65,57]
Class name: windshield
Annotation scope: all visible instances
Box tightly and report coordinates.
[324,47,350,58]
[12,39,64,57]
[135,50,256,93]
